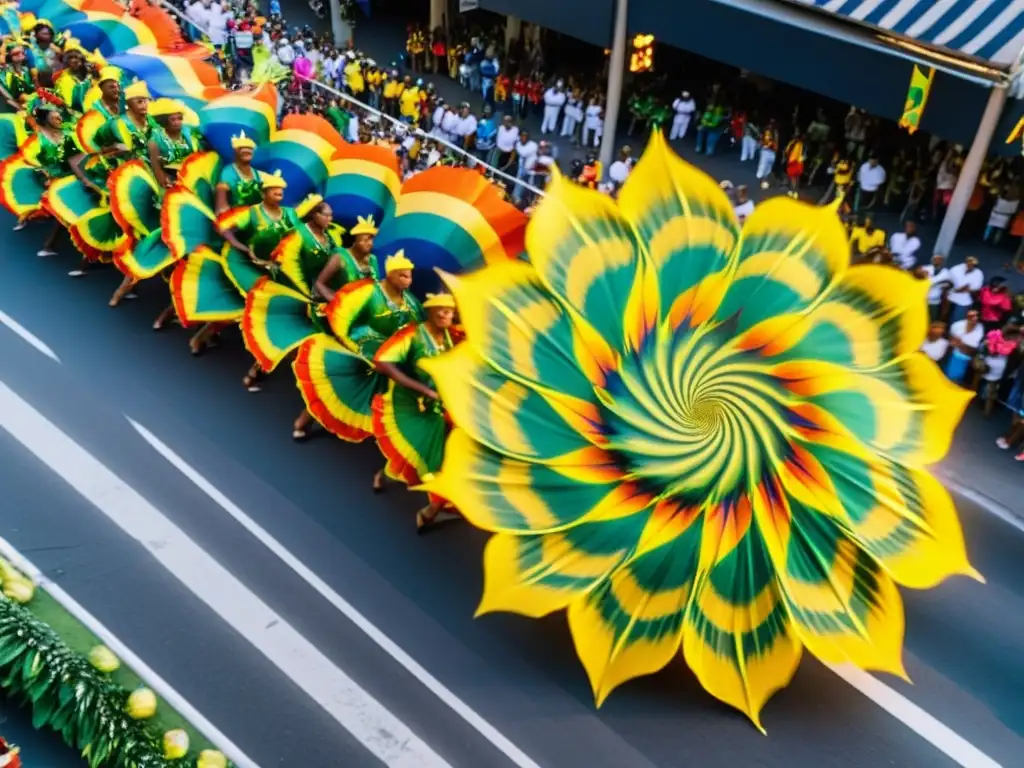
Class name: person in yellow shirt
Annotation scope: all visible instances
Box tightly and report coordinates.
[849,215,885,260]
[365,61,382,110]
[406,26,426,73]
[343,55,364,97]
[382,68,403,118]
[399,76,420,124]
[820,153,853,207]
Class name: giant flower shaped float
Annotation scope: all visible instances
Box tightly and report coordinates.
[421,133,980,729]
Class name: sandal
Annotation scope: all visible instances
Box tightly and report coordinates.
[372,471,386,494]
[292,428,308,442]
[243,373,261,393]
[415,506,459,535]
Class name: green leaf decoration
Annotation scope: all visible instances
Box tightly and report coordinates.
[0,594,230,767]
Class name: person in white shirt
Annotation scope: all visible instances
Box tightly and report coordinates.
[669,91,696,141]
[431,98,447,136]
[945,310,983,384]
[920,321,949,363]
[949,314,984,352]
[946,256,983,324]
[512,130,538,203]
[440,105,460,144]
[921,253,951,321]
[540,80,566,135]
[276,36,295,66]
[203,4,228,48]
[495,115,519,169]
[985,187,1020,245]
[733,184,755,225]
[454,103,477,149]
[888,220,921,270]
[607,146,633,189]
[855,154,886,211]
[582,98,603,148]
[561,92,583,141]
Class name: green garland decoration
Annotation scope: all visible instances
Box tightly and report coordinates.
[0,595,193,768]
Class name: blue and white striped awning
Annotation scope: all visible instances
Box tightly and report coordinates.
[788,0,1024,67]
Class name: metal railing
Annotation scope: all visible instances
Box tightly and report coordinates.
[152,0,545,196]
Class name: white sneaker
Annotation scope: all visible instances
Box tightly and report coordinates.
[68,269,85,277]
[37,249,57,257]
[996,437,1010,450]
[13,221,26,231]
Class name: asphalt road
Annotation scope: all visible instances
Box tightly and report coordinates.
[0,217,1022,767]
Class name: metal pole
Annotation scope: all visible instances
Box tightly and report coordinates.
[599,0,628,174]
[934,84,1009,255]
[328,0,346,48]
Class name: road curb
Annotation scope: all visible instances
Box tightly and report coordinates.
[936,469,1024,531]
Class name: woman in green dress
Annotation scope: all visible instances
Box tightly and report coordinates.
[243,197,353,439]
[53,44,91,115]
[214,131,264,214]
[0,103,72,251]
[108,97,204,309]
[218,171,301,385]
[25,19,60,84]
[1,41,34,113]
[176,130,265,353]
[312,215,381,301]
[59,70,135,277]
[372,292,458,532]
[292,251,421,445]
[31,104,73,257]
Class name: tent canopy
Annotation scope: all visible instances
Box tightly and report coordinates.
[783,0,1024,70]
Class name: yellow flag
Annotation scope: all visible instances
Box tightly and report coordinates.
[898,65,935,135]
[1007,116,1024,155]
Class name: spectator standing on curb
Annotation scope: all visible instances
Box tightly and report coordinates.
[669,90,696,141]
[946,309,984,384]
[582,96,603,148]
[475,105,496,165]
[920,321,949,363]
[889,220,921,270]
[855,153,886,211]
[495,114,519,168]
[947,255,984,324]
[757,118,778,189]
[541,79,566,135]
[923,253,951,320]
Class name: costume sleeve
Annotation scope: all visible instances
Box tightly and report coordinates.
[215,163,235,191]
[374,323,417,365]
[325,279,376,352]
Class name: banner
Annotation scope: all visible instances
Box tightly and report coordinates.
[898,65,935,135]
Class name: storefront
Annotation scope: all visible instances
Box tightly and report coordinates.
[478,0,1023,152]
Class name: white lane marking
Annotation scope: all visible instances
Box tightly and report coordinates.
[127,418,545,768]
[0,382,453,768]
[828,665,1003,768]
[0,536,259,768]
[0,310,61,363]
[940,475,1024,536]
